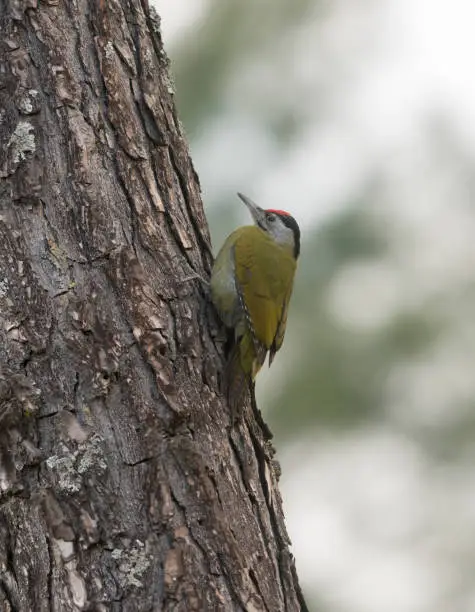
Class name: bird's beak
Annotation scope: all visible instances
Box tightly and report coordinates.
[237,192,266,227]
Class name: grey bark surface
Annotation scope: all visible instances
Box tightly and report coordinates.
[0,1,308,611]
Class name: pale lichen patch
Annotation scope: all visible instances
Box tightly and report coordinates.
[111,543,151,588]
[76,434,107,474]
[46,435,107,493]
[46,455,82,493]
[17,90,39,115]
[8,121,36,164]
[104,41,115,60]
[0,278,8,298]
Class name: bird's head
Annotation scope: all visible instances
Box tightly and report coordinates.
[238,192,301,259]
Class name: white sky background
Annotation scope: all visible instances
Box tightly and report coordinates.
[156,2,475,611]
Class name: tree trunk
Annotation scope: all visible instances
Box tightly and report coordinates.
[0,2,308,610]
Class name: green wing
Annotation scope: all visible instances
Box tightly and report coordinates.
[234,226,296,354]
[269,281,294,365]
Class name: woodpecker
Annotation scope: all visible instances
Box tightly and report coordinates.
[211,192,300,411]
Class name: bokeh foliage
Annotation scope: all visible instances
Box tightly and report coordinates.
[168,0,441,442]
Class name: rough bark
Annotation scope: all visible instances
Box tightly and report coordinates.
[0,1,308,610]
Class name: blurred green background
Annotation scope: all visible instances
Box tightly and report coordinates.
[156,1,475,610]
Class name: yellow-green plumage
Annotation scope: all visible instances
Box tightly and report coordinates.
[234,226,296,370]
[211,219,297,410]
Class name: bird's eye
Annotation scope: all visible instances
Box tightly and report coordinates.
[266,213,276,223]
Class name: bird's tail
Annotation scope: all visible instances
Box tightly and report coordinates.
[224,342,250,420]
[223,332,265,420]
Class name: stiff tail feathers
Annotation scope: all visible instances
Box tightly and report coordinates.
[222,333,266,420]
[223,341,250,419]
